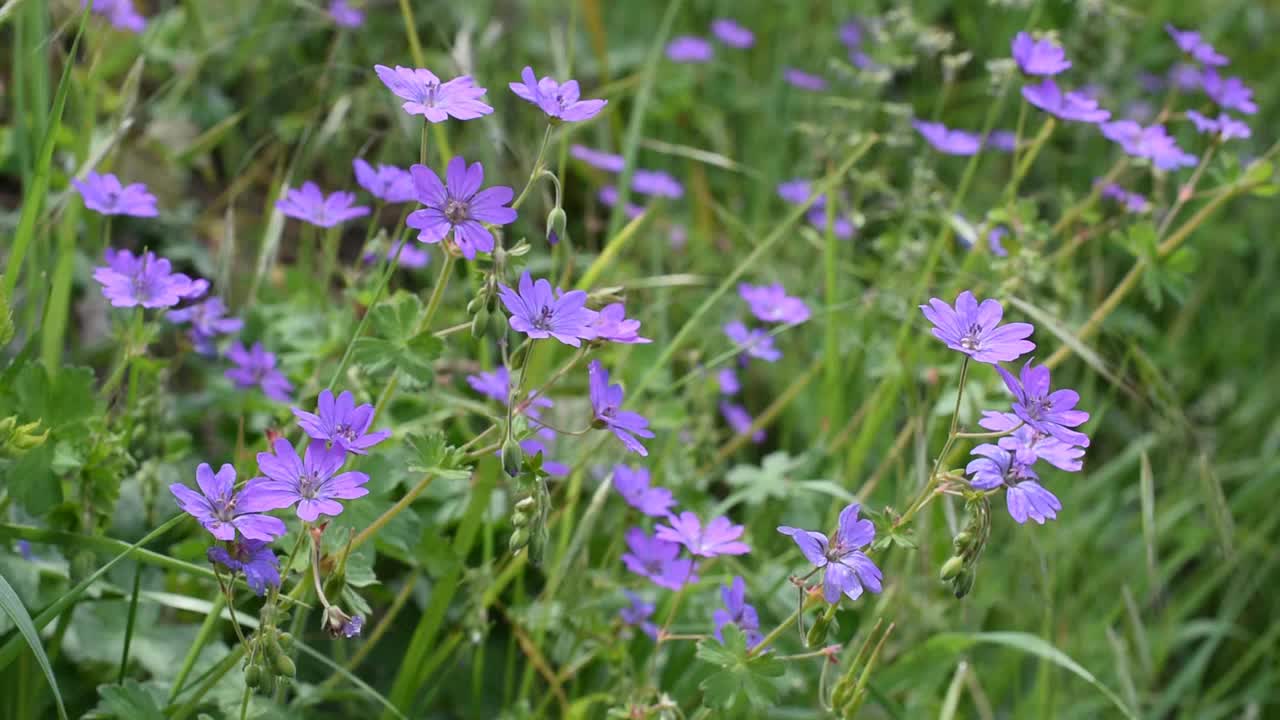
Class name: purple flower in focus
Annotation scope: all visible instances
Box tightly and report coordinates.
[510,67,608,122]
[329,0,363,27]
[1165,24,1228,67]
[225,341,294,402]
[167,297,243,354]
[612,465,676,517]
[253,438,370,521]
[169,463,287,541]
[374,65,494,122]
[1200,70,1257,115]
[589,361,654,455]
[589,303,651,344]
[570,145,626,172]
[713,576,762,647]
[720,402,764,444]
[667,36,713,63]
[778,503,883,603]
[656,511,750,558]
[1186,110,1251,141]
[912,120,982,155]
[622,527,698,590]
[276,182,370,228]
[208,540,280,596]
[717,368,740,395]
[739,283,810,324]
[1011,32,1071,76]
[980,411,1085,472]
[93,249,204,309]
[498,271,597,346]
[619,591,659,639]
[83,0,146,33]
[784,68,827,92]
[995,360,1091,447]
[919,291,1035,364]
[72,172,157,216]
[633,169,684,199]
[292,389,391,455]
[407,156,516,259]
[598,186,644,219]
[724,321,781,362]
[711,19,754,48]
[353,159,416,203]
[966,444,1062,524]
[341,615,364,638]
[1021,79,1111,123]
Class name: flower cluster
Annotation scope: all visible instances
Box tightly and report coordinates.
[776,178,856,238]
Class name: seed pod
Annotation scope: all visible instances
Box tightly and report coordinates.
[951,568,975,599]
[272,653,297,678]
[830,679,852,710]
[511,510,530,528]
[501,437,523,477]
[260,672,277,694]
[471,308,490,339]
[939,555,965,581]
[276,631,294,650]
[244,664,262,689]
[509,527,530,552]
[806,612,832,648]
[951,531,972,553]
[514,496,536,513]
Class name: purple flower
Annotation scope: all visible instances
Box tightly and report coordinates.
[276,182,370,228]
[656,511,750,558]
[589,303,651,344]
[717,368,740,395]
[1169,63,1203,91]
[724,321,781,362]
[341,615,364,638]
[622,527,698,590]
[374,65,493,122]
[72,171,157,216]
[169,463,287,542]
[83,0,146,33]
[777,179,812,205]
[1021,79,1111,123]
[93,249,204,309]
[167,297,243,354]
[996,360,1090,447]
[619,591,659,638]
[1011,32,1071,76]
[353,159,416,203]
[498,271,597,346]
[839,20,864,48]
[983,130,1017,152]
[1186,110,1251,141]
[912,120,981,156]
[1098,182,1150,214]
[777,502,882,603]
[1200,70,1256,115]
[510,67,607,122]
[328,0,363,27]
[570,144,626,172]
[467,366,514,403]
[253,438,370,521]
[1100,121,1196,170]
[1165,24,1228,67]
[720,402,764,444]
[407,156,516,259]
[713,576,762,647]
[666,36,713,63]
[612,465,676,517]
[711,19,754,48]
[599,186,644,219]
[632,169,684,199]
[987,227,1009,257]
[784,68,827,92]
[292,389,391,455]
[374,240,432,269]
[225,341,294,402]
[980,411,1085,472]
[807,209,856,239]
[739,283,810,324]
[589,360,654,455]
[208,540,280,596]
[919,291,1035,364]
[966,444,1061,524]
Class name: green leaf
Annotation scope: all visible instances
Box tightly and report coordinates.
[352,292,442,383]
[0,570,68,720]
[371,291,423,338]
[724,451,807,506]
[405,431,470,478]
[695,625,784,710]
[94,680,164,720]
[398,332,444,383]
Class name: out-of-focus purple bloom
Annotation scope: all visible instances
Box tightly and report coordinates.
[374,65,494,122]
[720,402,764,443]
[777,179,812,205]
[225,341,294,402]
[1165,24,1228,67]
[739,283,810,324]
[83,0,146,32]
[252,438,370,521]
[292,389,391,455]
[498,271,597,346]
[807,209,856,239]
[996,360,1091,447]
[984,130,1017,152]
[570,145,626,172]
[72,172,157,216]
[516,438,570,477]
[717,368,740,395]
[666,36,713,63]
[622,527,698,590]
[1138,72,1165,94]
[987,227,1009,257]
[724,321,781,362]
[1200,70,1257,115]
[1168,63,1202,91]
[919,291,1035,364]
[1186,110,1251,141]
[633,169,684,199]
[912,119,982,155]
[1021,79,1111,123]
[669,223,688,249]
[619,591,659,638]
[371,240,431,269]
[353,159,416,203]
[980,411,1085,472]
[656,511,750,558]
[711,19,754,48]
[839,20,864,48]
[1098,182,1150,214]
[1011,32,1071,76]
[589,303,651,344]
[1100,121,1196,170]
[966,444,1062,524]
[510,67,608,122]
[328,0,363,27]
[713,576,762,647]
[598,186,644,219]
[167,297,243,354]
[777,502,882,603]
[407,156,516,259]
[612,465,676,517]
[784,68,827,92]
[466,366,514,403]
[93,249,203,309]
[276,182,370,228]
[169,464,287,542]
[589,360,654,455]
[208,540,280,596]
[16,540,33,561]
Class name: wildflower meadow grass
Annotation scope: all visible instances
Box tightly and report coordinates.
[1,1,1278,718]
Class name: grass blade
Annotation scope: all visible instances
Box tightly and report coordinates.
[0,570,68,720]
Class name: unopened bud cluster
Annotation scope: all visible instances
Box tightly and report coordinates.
[939,497,991,598]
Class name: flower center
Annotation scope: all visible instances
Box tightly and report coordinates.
[336,424,357,442]
[104,189,120,207]
[444,198,470,224]
[1024,397,1052,419]
[298,472,321,499]
[960,323,982,350]
[533,305,555,330]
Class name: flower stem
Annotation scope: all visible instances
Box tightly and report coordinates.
[372,252,455,419]
[511,124,554,211]
[326,238,407,390]
[897,357,970,529]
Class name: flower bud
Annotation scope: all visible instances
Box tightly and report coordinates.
[806,612,832,647]
[546,207,567,246]
[276,632,294,650]
[509,527,530,552]
[471,308,490,339]
[951,532,972,553]
[951,568,975,599]
[269,643,296,677]
[244,664,262,689]
[501,437,524,477]
[939,555,965,581]
[260,672,277,694]
[511,511,529,528]
[514,496,536,513]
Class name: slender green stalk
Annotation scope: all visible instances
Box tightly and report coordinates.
[168,593,225,700]
[511,124,554,210]
[327,238,407,389]
[117,563,143,683]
